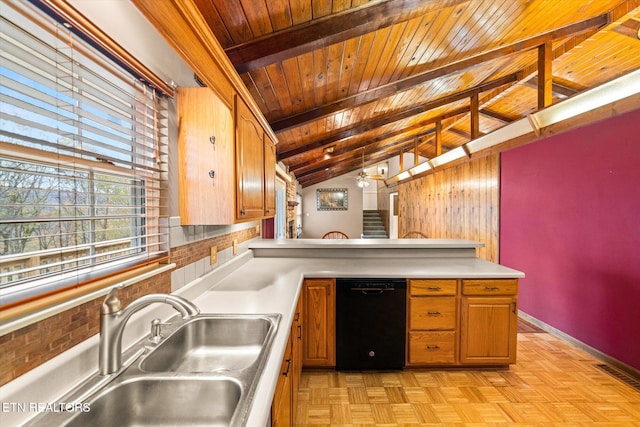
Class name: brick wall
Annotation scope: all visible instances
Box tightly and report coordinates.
[0,227,259,386]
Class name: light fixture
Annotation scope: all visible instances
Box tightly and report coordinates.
[466,117,534,153]
[529,68,640,131]
[356,174,370,187]
[408,160,432,176]
[397,171,411,181]
[428,146,466,168]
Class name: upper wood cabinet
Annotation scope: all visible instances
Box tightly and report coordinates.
[178,88,276,224]
[178,87,235,225]
[263,135,276,217]
[235,96,265,220]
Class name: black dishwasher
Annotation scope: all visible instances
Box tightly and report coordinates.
[336,278,406,370]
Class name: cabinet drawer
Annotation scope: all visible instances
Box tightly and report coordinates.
[409,279,457,296]
[409,297,456,330]
[462,279,518,296]
[408,331,456,364]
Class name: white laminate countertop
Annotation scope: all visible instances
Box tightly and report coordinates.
[2,240,524,427]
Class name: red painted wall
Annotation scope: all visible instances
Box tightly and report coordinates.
[500,109,640,371]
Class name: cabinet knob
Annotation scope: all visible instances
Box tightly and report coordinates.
[208,170,215,179]
[240,209,246,216]
[485,286,500,291]
[427,286,442,291]
[209,136,216,144]
[426,345,440,350]
[427,311,441,316]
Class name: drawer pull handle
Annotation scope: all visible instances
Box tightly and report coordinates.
[427,287,442,291]
[427,311,441,316]
[485,286,500,291]
[426,345,440,350]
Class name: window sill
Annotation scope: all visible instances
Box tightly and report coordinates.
[0,263,176,336]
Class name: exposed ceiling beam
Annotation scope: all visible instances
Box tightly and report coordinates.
[224,0,469,74]
[269,13,609,132]
[612,18,640,39]
[538,42,553,108]
[294,137,420,180]
[297,142,419,187]
[480,109,516,124]
[524,77,578,99]
[291,128,446,178]
[278,75,517,161]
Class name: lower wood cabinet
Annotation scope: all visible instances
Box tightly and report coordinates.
[302,278,336,367]
[271,293,303,426]
[406,279,458,366]
[459,279,518,364]
[407,278,518,367]
[271,332,292,426]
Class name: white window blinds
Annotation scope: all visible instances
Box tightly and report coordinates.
[0,2,169,305]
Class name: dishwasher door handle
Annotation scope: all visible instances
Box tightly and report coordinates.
[350,287,394,294]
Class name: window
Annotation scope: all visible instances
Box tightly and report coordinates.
[0,2,168,306]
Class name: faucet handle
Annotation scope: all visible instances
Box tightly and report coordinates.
[101,286,123,315]
[149,318,164,343]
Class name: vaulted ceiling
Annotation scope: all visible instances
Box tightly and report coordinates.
[192,0,640,187]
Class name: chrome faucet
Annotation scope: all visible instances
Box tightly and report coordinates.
[99,286,200,375]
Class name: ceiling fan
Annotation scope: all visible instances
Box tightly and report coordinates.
[354,148,385,188]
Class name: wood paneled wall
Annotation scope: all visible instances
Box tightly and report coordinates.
[396,154,500,262]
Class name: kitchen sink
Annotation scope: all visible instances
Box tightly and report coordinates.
[66,377,241,427]
[140,316,273,373]
[25,313,281,427]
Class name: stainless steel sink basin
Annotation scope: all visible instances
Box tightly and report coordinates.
[140,316,273,372]
[66,377,241,427]
[26,313,281,427]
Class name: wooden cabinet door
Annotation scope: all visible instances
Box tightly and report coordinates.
[235,96,264,220]
[272,332,292,427]
[302,278,336,367]
[291,292,303,422]
[459,295,518,364]
[263,135,276,217]
[178,88,235,224]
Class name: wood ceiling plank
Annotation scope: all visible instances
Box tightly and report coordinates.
[290,0,312,25]
[358,26,395,93]
[296,51,317,111]
[281,57,305,113]
[265,62,293,114]
[337,37,359,102]
[399,5,460,80]
[312,0,333,19]
[367,21,411,89]
[195,0,253,45]
[269,13,609,131]
[265,0,293,31]
[239,0,273,37]
[247,66,281,112]
[378,14,427,86]
[326,42,345,104]
[191,0,234,47]
[225,0,470,73]
[313,48,329,106]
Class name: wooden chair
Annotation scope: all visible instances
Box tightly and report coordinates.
[402,230,428,239]
[322,230,349,239]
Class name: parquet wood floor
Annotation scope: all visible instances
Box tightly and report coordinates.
[295,332,640,426]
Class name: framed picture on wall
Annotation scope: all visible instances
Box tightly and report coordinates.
[317,188,348,211]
